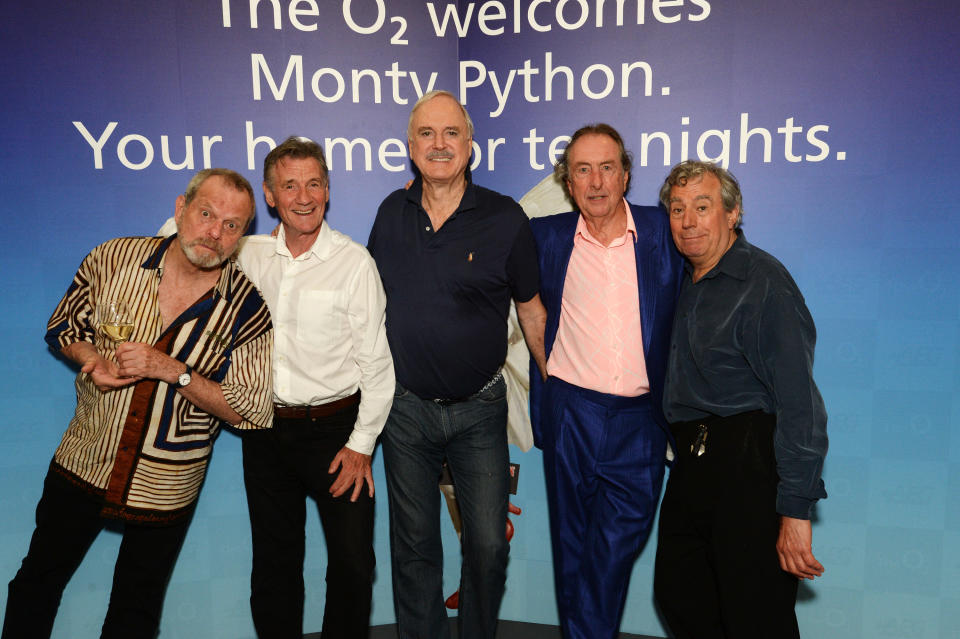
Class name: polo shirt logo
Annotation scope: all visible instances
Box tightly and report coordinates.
[467,251,474,262]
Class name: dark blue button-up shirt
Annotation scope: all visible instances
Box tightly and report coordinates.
[663,232,827,518]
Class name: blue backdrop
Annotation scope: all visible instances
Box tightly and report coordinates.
[2,1,959,637]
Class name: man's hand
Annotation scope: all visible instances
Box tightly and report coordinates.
[776,516,824,580]
[115,342,179,383]
[62,342,135,391]
[80,354,136,391]
[328,446,374,502]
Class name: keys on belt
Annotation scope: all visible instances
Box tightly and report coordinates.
[690,423,708,457]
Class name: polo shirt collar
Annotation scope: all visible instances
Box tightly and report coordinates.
[406,168,477,218]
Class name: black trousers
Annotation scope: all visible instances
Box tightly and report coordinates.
[242,403,374,639]
[2,467,190,639]
[654,411,800,639]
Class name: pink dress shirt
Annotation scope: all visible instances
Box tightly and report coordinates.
[546,202,649,396]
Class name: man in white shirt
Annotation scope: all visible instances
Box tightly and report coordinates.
[239,136,394,638]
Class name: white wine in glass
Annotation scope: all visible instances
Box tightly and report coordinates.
[97,301,134,343]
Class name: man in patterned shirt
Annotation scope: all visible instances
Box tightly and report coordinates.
[2,169,274,639]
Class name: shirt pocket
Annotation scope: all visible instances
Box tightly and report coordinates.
[296,290,344,343]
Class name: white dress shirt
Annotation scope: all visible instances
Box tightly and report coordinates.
[237,223,394,455]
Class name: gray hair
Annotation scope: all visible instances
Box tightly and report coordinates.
[183,168,256,224]
[659,160,744,226]
[406,90,475,140]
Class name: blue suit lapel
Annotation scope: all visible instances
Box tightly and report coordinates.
[631,205,657,359]
[543,215,577,359]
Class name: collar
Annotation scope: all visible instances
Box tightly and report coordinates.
[142,234,234,299]
[406,169,477,219]
[575,198,636,247]
[686,230,750,282]
[274,221,333,261]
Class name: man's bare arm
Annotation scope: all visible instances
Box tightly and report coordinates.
[115,342,244,425]
[516,294,548,381]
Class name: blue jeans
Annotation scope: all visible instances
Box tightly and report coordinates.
[382,378,509,639]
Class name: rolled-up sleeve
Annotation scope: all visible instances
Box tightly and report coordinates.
[46,250,97,351]
[221,328,274,430]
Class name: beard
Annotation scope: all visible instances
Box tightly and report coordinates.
[180,238,228,269]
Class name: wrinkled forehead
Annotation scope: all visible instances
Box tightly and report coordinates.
[411,97,468,133]
[195,177,255,221]
[273,155,327,181]
[568,133,622,165]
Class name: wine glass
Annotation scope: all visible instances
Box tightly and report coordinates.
[97,300,134,343]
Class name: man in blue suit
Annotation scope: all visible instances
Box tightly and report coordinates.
[528,124,683,639]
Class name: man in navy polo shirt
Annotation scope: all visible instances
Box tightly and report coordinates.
[367,90,547,639]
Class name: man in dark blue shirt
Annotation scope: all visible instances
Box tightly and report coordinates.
[367,90,547,639]
[654,161,828,639]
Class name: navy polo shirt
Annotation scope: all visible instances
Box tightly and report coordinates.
[368,174,539,400]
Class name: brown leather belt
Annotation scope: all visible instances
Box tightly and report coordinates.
[273,392,360,419]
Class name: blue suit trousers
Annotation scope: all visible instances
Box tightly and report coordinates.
[541,377,666,639]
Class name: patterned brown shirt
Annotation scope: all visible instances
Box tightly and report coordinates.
[45,235,273,525]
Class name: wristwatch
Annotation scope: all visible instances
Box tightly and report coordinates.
[176,364,193,388]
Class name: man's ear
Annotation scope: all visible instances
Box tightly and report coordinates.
[174,194,186,225]
[262,182,276,208]
[727,206,740,228]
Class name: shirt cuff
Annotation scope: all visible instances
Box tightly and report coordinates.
[776,493,817,520]
[222,383,273,430]
[346,429,377,456]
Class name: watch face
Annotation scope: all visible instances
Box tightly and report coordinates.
[178,372,191,387]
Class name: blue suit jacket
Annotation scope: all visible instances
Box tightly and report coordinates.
[529,203,685,449]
